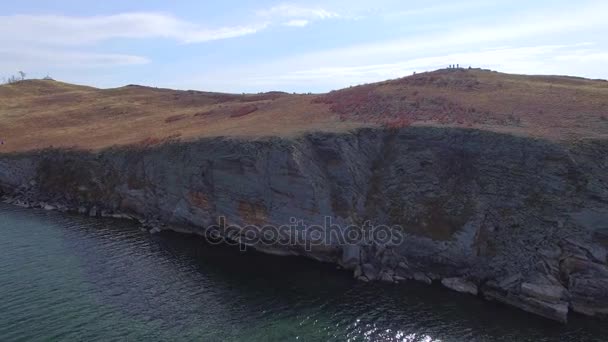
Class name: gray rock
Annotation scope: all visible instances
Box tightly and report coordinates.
[413,272,432,285]
[362,263,378,281]
[14,200,30,208]
[353,265,362,279]
[562,257,608,317]
[357,276,370,282]
[497,273,523,290]
[375,245,386,258]
[442,277,478,296]
[521,283,567,303]
[380,271,394,283]
[483,284,569,323]
[43,204,56,211]
[110,213,134,220]
[341,244,361,269]
[149,227,162,234]
[563,238,607,264]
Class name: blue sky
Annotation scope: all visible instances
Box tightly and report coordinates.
[1,0,607,92]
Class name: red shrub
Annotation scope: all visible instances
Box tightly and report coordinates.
[384,118,412,129]
[164,114,187,123]
[230,104,258,118]
[193,110,214,117]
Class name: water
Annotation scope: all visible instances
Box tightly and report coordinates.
[0,204,606,341]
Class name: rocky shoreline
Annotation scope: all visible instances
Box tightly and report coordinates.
[1,193,160,230]
[1,126,607,323]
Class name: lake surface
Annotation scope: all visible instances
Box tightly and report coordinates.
[1,203,606,341]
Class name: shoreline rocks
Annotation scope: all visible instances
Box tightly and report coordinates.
[482,281,570,323]
[413,272,433,285]
[441,278,478,296]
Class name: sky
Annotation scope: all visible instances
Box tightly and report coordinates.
[1,0,607,93]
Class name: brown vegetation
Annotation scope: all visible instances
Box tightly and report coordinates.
[1,69,607,152]
[314,69,608,133]
[165,114,188,123]
[230,104,259,118]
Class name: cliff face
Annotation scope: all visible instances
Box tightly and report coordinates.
[1,126,607,323]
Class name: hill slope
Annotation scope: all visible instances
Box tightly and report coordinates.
[0,68,607,152]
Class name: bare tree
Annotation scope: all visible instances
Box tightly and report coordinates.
[18,71,26,80]
[6,75,19,84]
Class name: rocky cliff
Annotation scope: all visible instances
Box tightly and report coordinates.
[1,126,607,323]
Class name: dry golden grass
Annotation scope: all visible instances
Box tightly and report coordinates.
[1,69,607,152]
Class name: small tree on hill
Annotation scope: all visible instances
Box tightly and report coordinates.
[6,75,19,84]
[1,72,24,84]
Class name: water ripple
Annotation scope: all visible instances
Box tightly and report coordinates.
[1,204,607,341]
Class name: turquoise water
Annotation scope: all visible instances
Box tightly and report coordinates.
[0,204,606,341]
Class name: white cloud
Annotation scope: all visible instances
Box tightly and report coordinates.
[257,4,339,20]
[179,22,269,43]
[383,0,497,18]
[284,19,310,27]
[0,12,269,71]
[0,4,342,48]
[257,3,340,28]
[0,47,149,70]
[0,5,336,71]
[0,13,267,46]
